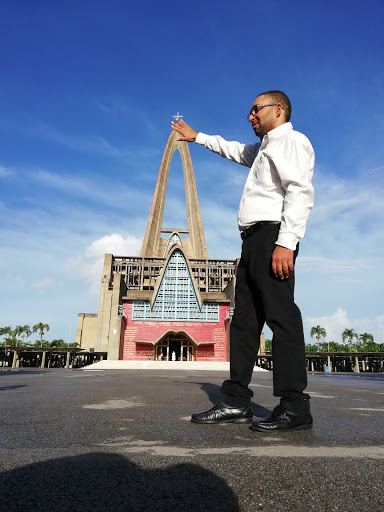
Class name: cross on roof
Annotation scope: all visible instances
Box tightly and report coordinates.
[173,112,183,121]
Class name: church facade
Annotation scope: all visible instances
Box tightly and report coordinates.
[76,129,263,361]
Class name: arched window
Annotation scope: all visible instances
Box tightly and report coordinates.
[164,233,182,257]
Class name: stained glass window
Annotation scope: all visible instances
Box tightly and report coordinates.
[132,249,219,321]
[164,233,182,257]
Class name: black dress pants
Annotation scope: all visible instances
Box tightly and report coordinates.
[221,223,310,414]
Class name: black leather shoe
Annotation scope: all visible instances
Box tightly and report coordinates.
[191,401,253,424]
[250,405,313,432]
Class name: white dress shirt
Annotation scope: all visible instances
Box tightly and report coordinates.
[195,122,315,250]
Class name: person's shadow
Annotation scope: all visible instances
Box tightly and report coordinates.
[187,382,271,417]
[0,452,239,511]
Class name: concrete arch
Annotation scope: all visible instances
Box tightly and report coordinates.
[140,130,208,259]
[154,330,199,347]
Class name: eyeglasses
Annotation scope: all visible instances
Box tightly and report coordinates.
[247,104,277,119]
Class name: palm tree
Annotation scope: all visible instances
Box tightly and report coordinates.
[359,332,374,351]
[13,325,31,346]
[0,326,13,345]
[310,325,327,352]
[342,328,358,352]
[33,323,50,348]
[50,339,65,347]
[19,325,32,346]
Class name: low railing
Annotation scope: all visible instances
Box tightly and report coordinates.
[256,352,384,373]
[0,346,108,370]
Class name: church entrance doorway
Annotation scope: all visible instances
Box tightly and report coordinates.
[154,333,196,361]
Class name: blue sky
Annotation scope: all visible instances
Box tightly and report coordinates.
[1,0,384,345]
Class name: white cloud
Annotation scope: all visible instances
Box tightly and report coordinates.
[32,277,54,290]
[67,233,143,296]
[95,99,129,118]
[34,120,135,161]
[14,274,26,286]
[30,169,151,211]
[304,308,384,344]
[0,165,13,177]
[298,256,372,274]
[85,233,143,259]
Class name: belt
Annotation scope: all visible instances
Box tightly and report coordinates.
[240,221,280,241]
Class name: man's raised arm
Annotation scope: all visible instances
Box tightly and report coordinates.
[171,119,198,142]
[172,119,258,168]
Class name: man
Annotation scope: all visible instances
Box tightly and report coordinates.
[171,90,314,432]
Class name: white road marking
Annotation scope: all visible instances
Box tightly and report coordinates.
[308,392,335,399]
[112,441,384,459]
[99,437,167,447]
[83,398,144,409]
[349,408,384,412]
[251,384,335,397]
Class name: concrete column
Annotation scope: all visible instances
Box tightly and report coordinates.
[327,355,332,373]
[41,351,46,369]
[354,355,360,373]
[12,350,18,369]
[65,351,70,369]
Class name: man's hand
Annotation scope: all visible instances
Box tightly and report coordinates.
[171,119,198,142]
[272,245,294,280]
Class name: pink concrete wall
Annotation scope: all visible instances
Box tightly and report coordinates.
[120,302,229,361]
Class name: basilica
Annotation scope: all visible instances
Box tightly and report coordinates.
[76,128,264,361]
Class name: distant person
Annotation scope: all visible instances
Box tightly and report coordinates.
[172,90,314,431]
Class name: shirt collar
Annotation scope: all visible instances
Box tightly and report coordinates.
[260,122,292,148]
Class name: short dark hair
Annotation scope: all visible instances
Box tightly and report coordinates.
[259,90,291,121]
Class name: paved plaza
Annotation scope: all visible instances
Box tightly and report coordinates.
[0,366,383,511]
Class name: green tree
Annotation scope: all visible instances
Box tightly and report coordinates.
[264,339,272,352]
[310,325,327,351]
[33,339,51,348]
[33,323,50,348]
[50,338,65,347]
[50,339,79,348]
[342,328,358,352]
[18,325,31,346]
[359,332,375,351]
[328,341,346,352]
[0,326,13,345]
[13,326,22,346]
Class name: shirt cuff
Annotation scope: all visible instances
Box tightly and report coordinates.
[195,132,207,145]
[275,232,299,251]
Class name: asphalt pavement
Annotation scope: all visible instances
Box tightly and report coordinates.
[0,367,383,512]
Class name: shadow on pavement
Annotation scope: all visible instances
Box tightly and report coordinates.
[0,385,28,391]
[0,369,51,375]
[0,452,239,512]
